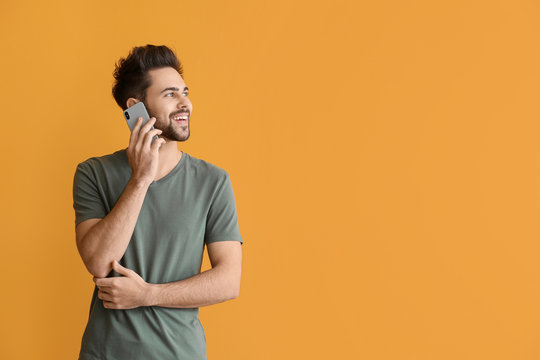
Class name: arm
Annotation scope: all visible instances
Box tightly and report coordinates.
[75,117,165,278]
[76,178,151,278]
[150,241,243,307]
[94,241,242,309]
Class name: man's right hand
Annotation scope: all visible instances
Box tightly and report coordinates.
[126,117,166,185]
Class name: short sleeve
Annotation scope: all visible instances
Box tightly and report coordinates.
[73,162,107,227]
[204,172,243,244]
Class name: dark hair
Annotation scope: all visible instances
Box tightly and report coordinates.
[112,44,183,110]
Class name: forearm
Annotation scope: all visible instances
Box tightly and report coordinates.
[147,265,240,308]
[79,178,151,277]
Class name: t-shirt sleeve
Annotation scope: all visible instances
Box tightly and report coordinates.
[204,172,243,244]
[73,162,107,227]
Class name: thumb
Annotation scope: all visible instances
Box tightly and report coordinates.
[112,260,131,277]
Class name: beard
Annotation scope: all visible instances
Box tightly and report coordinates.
[159,118,190,142]
[146,104,190,142]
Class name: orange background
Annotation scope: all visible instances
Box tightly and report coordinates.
[1,1,540,359]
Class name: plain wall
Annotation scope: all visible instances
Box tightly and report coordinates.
[1,1,540,359]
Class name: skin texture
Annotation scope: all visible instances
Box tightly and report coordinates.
[76,66,242,309]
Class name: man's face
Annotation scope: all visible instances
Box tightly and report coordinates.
[143,67,193,142]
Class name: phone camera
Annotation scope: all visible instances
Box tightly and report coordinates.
[124,111,130,119]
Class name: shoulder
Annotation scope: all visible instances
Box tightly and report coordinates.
[77,149,127,169]
[183,153,235,198]
[75,149,129,178]
[184,152,230,181]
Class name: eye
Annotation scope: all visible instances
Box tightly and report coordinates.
[183,90,189,96]
[166,92,174,97]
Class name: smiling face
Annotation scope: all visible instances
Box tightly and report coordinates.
[143,67,193,142]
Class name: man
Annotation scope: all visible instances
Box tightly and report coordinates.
[72,44,243,360]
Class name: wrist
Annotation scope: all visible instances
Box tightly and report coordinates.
[145,283,161,307]
[129,176,152,189]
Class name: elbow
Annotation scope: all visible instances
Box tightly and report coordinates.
[228,271,241,300]
[219,274,240,301]
[89,267,111,279]
[225,280,241,300]
[216,263,241,301]
[79,252,114,279]
[228,287,240,300]
[90,262,113,278]
[77,241,112,278]
[84,257,113,278]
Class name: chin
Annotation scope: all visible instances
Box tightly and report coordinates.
[178,133,190,142]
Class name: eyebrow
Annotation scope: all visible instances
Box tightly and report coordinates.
[160,86,189,94]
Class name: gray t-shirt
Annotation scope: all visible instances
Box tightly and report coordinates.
[72,149,243,360]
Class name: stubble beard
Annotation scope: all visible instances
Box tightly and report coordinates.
[159,118,190,142]
[146,103,190,142]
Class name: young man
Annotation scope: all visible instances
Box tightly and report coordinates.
[72,45,243,360]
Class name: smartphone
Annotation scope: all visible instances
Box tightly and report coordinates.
[123,102,158,142]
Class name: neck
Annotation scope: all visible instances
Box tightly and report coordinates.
[155,139,182,181]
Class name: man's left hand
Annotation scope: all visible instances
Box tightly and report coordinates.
[93,260,152,310]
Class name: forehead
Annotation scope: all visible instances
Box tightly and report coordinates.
[147,67,185,93]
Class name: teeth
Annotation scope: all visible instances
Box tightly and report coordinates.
[173,114,188,121]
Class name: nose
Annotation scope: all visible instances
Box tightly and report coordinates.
[177,96,190,110]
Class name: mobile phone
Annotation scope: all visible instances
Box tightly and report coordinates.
[123,102,158,142]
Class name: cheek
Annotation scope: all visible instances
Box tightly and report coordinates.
[157,116,169,128]
[155,106,170,121]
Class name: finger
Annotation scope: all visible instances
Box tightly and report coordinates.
[151,137,166,151]
[96,281,112,289]
[94,278,113,288]
[137,117,157,140]
[98,290,112,301]
[98,287,112,295]
[103,301,118,309]
[112,260,133,277]
[129,117,143,148]
[93,276,106,284]
[143,128,163,149]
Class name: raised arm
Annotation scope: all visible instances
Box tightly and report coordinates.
[75,117,165,278]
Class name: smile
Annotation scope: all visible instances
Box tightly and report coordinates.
[171,113,189,121]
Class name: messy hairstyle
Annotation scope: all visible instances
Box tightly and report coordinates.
[112,44,183,110]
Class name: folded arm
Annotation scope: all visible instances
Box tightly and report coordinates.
[94,241,242,309]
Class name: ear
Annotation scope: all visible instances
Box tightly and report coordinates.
[126,97,139,109]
